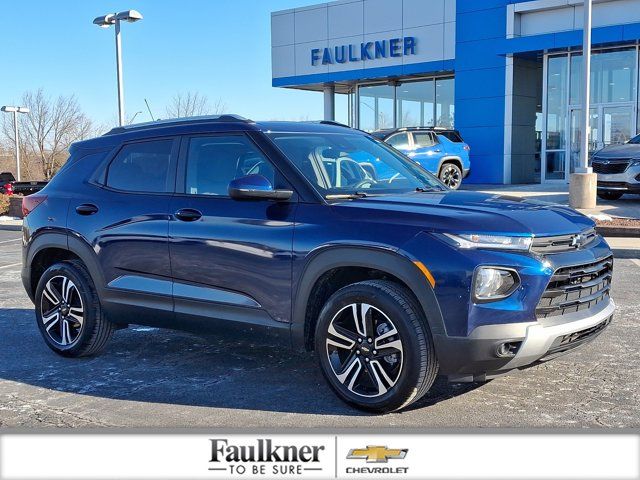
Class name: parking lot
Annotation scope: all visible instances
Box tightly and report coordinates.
[0,229,638,429]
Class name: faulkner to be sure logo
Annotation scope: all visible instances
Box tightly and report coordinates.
[346,445,409,475]
[208,438,325,476]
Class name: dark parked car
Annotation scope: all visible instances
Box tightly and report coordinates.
[591,135,640,200]
[21,116,614,412]
[0,172,48,196]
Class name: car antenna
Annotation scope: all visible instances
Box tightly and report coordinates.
[144,98,156,121]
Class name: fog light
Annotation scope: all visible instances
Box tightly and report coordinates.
[496,341,522,358]
[473,267,519,302]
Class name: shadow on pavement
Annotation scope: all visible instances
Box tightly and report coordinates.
[0,308,481,416]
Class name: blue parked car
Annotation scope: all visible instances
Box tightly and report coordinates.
[373,127,470,189]
[21,116,613,412]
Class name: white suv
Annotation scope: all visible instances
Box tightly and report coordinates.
[592,135,640,200]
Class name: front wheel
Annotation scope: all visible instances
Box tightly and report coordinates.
[315,280,438,412]
[597,190,624,200]
[439,162,463,190]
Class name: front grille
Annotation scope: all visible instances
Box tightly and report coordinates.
[545,316,612,356]
[536,256,613,318]
[531,229,597,254]
[592,159,630,174]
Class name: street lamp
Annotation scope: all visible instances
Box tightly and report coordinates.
[1,106,30,181]
[93,9,143,127]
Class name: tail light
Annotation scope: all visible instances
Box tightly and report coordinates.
[22,194,47,217]
[3,183,12,196]
[463,144,471,151]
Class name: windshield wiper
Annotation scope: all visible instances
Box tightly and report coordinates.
[325,191,368,200]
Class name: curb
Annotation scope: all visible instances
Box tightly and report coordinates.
[0,224,22,232]
[612,248,640,259]
[596,225,640,237]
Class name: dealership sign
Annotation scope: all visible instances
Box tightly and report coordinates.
[311,36,417,66]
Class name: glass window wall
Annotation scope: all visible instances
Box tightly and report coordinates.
[357,77,454,131]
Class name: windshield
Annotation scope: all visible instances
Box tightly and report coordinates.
[267,132,445,197]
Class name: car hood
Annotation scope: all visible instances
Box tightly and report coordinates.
[334,190,594,237]
[593,143,640,159]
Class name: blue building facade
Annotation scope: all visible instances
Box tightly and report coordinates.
[272,0,640,184]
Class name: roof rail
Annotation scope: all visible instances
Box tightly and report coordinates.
[300,120,352,129]
[104,114,253,136]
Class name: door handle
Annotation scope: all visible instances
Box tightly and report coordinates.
[75,204,98,216]
[174,208,202,222]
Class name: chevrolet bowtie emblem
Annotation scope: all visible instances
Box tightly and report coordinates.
[347,446,408,463]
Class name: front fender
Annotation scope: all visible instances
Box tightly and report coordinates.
[291,245,445,349]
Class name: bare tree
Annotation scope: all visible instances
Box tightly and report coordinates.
[165,91,227,118]
[1,89,93,180]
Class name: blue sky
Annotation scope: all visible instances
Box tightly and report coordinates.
[0,0,348,127]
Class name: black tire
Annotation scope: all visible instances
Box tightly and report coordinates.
[439,162,463,190]
[35,259,114,357]
[597,191,624,200]
[315,280,438,412]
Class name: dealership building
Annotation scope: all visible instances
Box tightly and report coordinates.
[271,0,640,184]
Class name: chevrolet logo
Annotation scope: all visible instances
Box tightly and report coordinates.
[347,446,408,463]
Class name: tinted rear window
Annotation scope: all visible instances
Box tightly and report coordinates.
[438,130,464,142]
[106,140,174,192]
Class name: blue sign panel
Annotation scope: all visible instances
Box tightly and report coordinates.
[311,37,417,66]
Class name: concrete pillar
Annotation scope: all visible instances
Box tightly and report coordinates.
[323,84,335,121]
[569,172,597,209]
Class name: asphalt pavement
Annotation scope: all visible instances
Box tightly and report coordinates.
[0,229,638,428]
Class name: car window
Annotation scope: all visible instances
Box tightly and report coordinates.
[439,130,464,143]
[386,133,410,149]
[413,132,437,148]
[268,132,445,196]
[185,135,276,196]
[106,140,174,192]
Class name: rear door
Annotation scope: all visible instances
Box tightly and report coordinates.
[168,132,297,332]
[410,131,442,173]
[67,137,179,326]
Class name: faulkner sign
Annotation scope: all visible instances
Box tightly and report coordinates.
[311,36,417,66]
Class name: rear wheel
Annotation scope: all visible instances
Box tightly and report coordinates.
[597,191,624,200]
[439,162,463,190]
[315,280,438,412]
[35,260,114,357]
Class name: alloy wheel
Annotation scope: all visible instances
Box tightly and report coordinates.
[40,275,84,347]
[325,303,404,398]
[440,164,461,189]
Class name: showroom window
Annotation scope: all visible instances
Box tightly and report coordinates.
[357,76,455,132]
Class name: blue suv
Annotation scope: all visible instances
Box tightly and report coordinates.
[373,127,470,189]
[21,116,614,412]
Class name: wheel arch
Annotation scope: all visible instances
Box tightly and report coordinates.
[291,246,445,351]
[437,156,463,174]
[25,231,107,301]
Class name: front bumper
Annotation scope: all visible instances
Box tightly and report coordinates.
[436,299,615,382]
[596,164,640,192]
[597,181,640,193]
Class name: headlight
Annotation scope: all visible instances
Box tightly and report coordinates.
[442,233,532,251]
[631,159,640,167]
[473,267,519,302]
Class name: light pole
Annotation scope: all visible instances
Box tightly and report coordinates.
[93,10,143,127]
[1,106,30,181]
[570,0,596,209]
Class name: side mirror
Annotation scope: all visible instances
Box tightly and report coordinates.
[228,174,293,201]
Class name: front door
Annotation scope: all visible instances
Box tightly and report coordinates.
[568,104,635,178]
[169,133,297,331]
